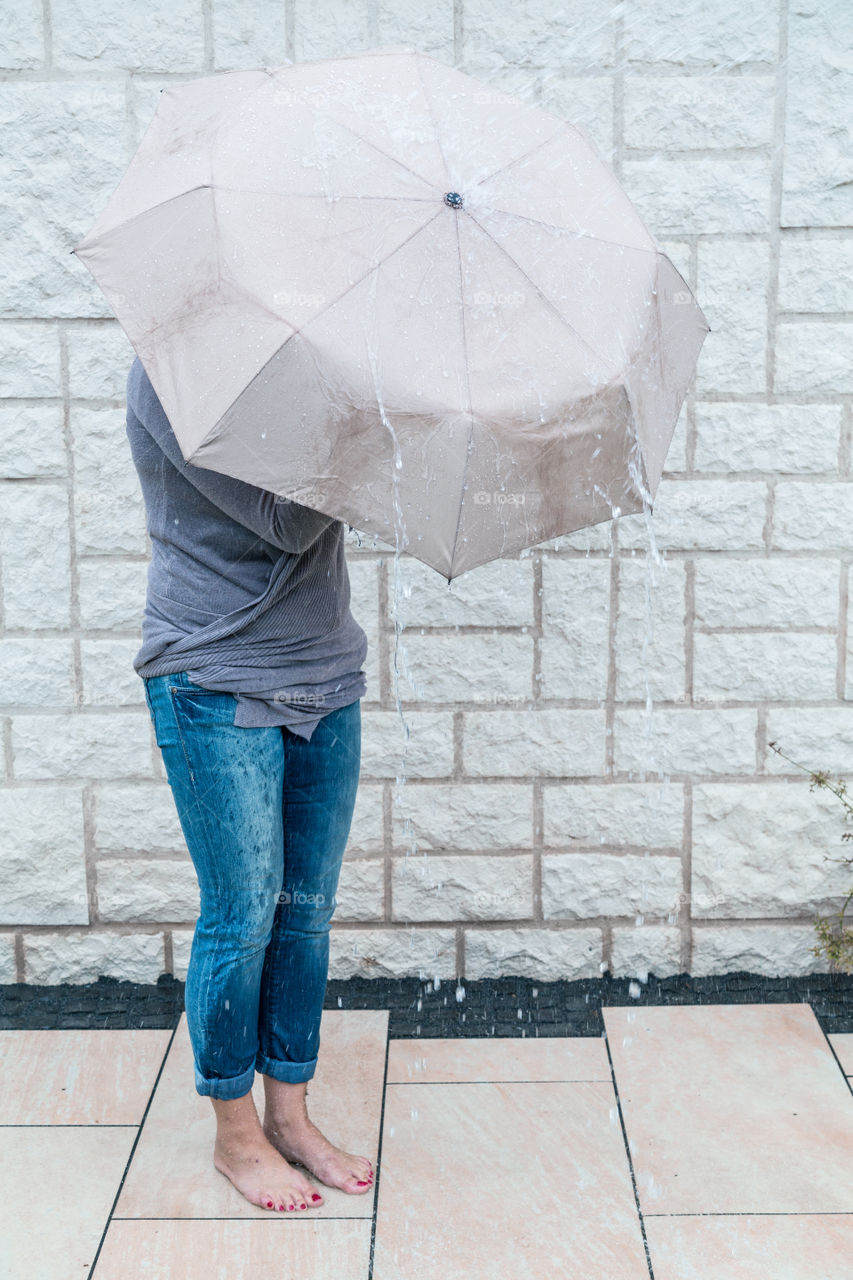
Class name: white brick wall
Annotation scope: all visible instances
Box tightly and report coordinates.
[1,1,851,984]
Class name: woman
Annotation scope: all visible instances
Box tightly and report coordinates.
[125,355,374,1213]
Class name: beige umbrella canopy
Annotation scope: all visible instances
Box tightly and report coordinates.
[72,45,710,581]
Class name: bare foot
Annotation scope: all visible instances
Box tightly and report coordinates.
[210,1092,325,1212]
[262,1079,374,1195]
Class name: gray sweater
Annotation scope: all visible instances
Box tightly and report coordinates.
[125,356,367,740]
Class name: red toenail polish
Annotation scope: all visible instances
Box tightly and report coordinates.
[356,1180,368,1186]
[311,1194,321,1201]
[300,1202,306,1209]
[266,1200,273,1207]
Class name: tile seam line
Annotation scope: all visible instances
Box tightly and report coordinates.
[366,1010,391,1280]
[601,1020,657,1279]
[85,1020,180,1280]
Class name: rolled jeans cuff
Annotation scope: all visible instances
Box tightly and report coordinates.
[194,1060,257,1100]
[255,1050,317,1084]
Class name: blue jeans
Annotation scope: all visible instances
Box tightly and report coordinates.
[142,670,362,1100]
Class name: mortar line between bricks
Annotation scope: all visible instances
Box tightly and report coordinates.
[41,0,50,70]
[838,559,849,701]
[767,0,789,404]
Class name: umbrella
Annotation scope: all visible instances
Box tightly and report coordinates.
[71,44,710,581]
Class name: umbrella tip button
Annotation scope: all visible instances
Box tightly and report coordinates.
[443,192,464,208]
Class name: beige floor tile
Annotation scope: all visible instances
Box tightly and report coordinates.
[386,1034,610,1082]
[604,1003,853,1215]
[0,1029,172,1125]
[372,1080,649,1280]
[116,1010,386,1219]
[0,1126,135,1280]
[644,1212,853,1279]
[95,1218,372,1279]
[828,1032,853,1075]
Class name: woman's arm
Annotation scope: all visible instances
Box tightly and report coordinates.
[126,367,337,555]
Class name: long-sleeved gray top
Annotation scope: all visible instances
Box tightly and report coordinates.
[125,355,368,740]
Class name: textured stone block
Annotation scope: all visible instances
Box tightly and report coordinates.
[538,75,615,161]
[544,780,684,850]
[695,239,770,395]
[694,403,841,474]
[212,0,288,69]
[614,707,758,777]
[387,556,534,628]
[624,75,774,149]
[775,323,853,395]
[621,154,771,235]
[346,782,384,854]
[11,712,152,780]
[773,482,853,549]
[362,710,454,778]
[542,851,683,919]
[0,638,75,709]
[0,82,127,317]
[463,926,602,980]
[329,925,457,979]
[96,858,199,923]
[0,484,71,628]
[391,782,532,850]
[764,708,853,775]
[782,3,853,227]
[0,404,66,478]
[377,0,454,60]
[387,632,534,703]
[24,930,165,983]
[70,404,147,553]
[0,786,88,924]
[77,558,149,630]
[80,637,146,706]
[51,0,204,71]
[463,709,606,776]
[621,0,778,65]
[610,925,683,979]
[93,782,184,852]
[294,0,371,60]
[694,632,837,701]
[0,323,61,395]
[0,0,42,69]
[392,852,533,921]
[694,556,839,628]
[691,782,852,918]
[540,556,610,699]
[335,857,384,922]
[690,925,829,977]
[67,323,135,399]
[462,0,615,70]
[617,480,767,551]
[614,555,686,701]
[778,238,853,313]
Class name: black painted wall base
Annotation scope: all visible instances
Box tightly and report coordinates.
[2,971,852,1036]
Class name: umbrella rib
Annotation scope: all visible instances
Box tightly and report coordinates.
[446,204,476,581]
[463,125,567,198]
[193,207,447,452]
[465,210,614,375]
[474,204,661,257]
[306,111,443,201]
[414,54,451,190]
